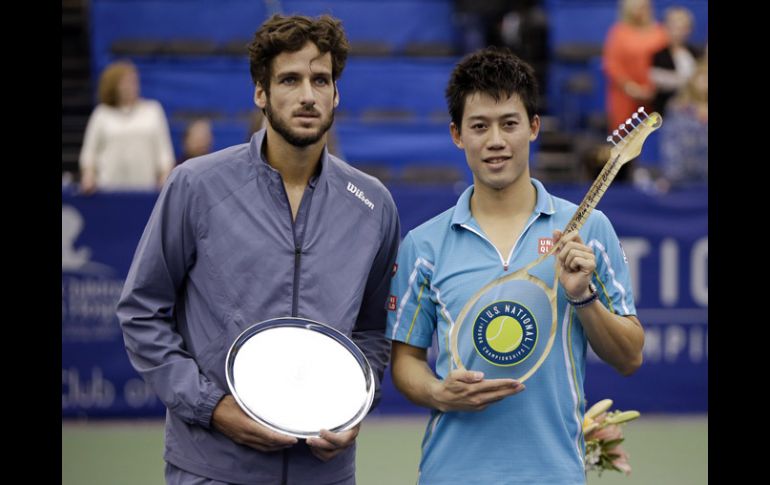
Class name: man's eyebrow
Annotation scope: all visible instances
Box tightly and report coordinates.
[273,67,332,78]
[466,112,522,121]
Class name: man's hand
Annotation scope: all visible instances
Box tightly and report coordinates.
[306,424,360,462]
[211,395,297,452]
[430,369,525,412]
[554,230,596,301]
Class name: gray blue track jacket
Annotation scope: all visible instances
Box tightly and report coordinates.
[116,129,400,484]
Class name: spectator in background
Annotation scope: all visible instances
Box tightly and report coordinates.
[179,118,213,163]
[659,58,707,187]
[452,0,508,54]
[454,0,549,97]
[497,0,549,99]
[603,0,668,180]
[650,6,701,116]
[79,60,175,193]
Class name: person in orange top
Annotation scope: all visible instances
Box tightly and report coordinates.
[602,0,668,133]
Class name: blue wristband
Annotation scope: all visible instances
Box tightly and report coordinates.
[566,282,598,308]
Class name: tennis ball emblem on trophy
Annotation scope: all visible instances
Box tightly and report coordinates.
[472,301,538,366]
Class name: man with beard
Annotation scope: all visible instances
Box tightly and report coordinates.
[117,14,400,484]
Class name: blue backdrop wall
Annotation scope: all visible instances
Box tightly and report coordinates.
[62,183,707,418]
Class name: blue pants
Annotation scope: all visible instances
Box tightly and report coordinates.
[165,462,356,485]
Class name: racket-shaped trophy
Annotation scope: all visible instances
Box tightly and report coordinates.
[225,317,375,438]
[449,107,662,382]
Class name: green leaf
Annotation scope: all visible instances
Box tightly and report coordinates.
[603,438,625,449]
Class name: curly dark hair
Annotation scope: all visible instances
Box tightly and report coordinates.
[248,14,350,95]
[445,47,539,131]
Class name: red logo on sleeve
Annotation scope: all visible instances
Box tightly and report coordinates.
[387,295,397,311]
[538,238,553,254]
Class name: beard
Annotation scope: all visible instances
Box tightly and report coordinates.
[264,102,335,148]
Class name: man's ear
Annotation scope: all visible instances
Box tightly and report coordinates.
[333,81,340,108]
[254,84,267,109]
[529,114,541,142]
[450,122,464,149]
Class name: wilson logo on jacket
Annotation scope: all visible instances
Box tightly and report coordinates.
[347,182,375,210]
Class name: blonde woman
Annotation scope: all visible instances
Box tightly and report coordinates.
[602,0,668,132]
[659,59,708,186]
[79,60,174,193]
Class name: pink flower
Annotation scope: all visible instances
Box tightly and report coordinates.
[582,399,640,477]
[592,423,623,441]
[594,412,607,424]
[608,445,631,475]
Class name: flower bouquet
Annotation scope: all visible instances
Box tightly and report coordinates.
[583,399,640,476]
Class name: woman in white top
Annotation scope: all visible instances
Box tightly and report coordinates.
[79,60,174,193]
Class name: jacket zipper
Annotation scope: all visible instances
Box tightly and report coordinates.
[280,180,315,483]
[460,214,540,271]
[281,188,304,317]
[292,245,301,316]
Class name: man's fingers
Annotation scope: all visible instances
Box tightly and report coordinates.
[572,256,595,272]
[263,430,298,446]
[236,434,294,452]
[446,376,521,396]
[490,382,526,399]
[459,383,526,410]
[306,436,336,450]
[564,252,593,271]
[319,428,357,445]
[241,423,297,449]
[450,369,485,384]
[559,242,595,272]
[308,427,358,449]
[476,382,526,400]
[247,442,294,453]
[467,378,521,394]
[554,230,578,245]
[307,429,359,462]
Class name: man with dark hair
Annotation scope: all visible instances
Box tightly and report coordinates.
[117,14,400,484]
[386,47,643,484]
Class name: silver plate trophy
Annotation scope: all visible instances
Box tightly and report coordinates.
[225,317,375,438]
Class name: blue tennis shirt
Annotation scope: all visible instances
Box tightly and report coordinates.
[386,179,636,484]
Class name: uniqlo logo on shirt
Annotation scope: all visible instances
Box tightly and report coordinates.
[387,295,397,311]
[538,238,553,254]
